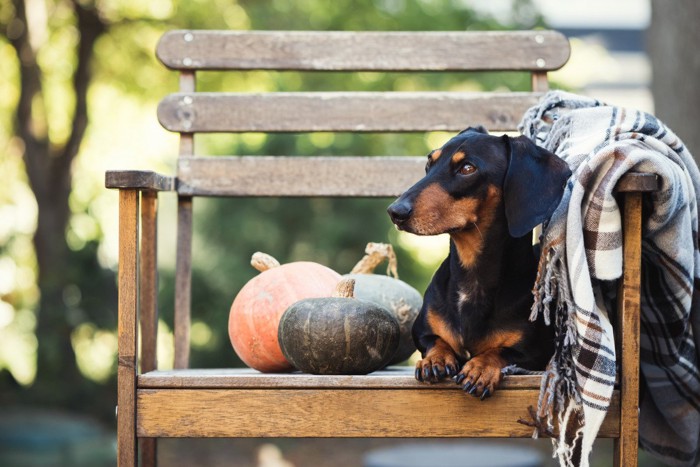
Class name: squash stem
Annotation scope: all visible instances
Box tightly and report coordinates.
[350,242,399,278]
[251,252,281,272]
[332,278,356,298]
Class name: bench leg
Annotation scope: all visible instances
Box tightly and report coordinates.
[140,438,157,467]
[118,190,139,467]
[614,192,642,466]
[140,191,159,374]
[139,190,159,467]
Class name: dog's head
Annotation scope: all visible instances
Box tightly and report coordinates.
[387,127,571,238]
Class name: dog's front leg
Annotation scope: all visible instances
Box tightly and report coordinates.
[412,299,463,383]
[454,348,509,400]
[414,337,460,383]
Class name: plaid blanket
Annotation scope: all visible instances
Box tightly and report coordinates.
[519,91,700,467]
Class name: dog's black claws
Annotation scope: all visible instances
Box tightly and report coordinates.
[462,380,473,391]
[432,365,442,379]
[481,388,491,400]
[415,368,422,381]
[423,367,431,380]
[455,374,466,385]
[445,365,454,377]
[468,385,478,396]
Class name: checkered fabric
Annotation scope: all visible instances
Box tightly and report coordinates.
[520,91,700,467]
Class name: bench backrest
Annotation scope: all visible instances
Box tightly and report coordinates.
[155,30,570,367]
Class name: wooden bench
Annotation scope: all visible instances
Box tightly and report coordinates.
[106,30,657,467]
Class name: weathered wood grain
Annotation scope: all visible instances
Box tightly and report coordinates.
[615,172,659,192]
[118,190,139,467]
[138,192,158,467]
[531,71,549,92]
[156,30,570,71]
[139,438,156,467]
[172,70,196,372]
[139,191,159,374]
[173,198,192,369]
[177,156,425,197]
[136,388,620,438]
[614,192,643,467]
[105,171,174,191]
[158,92,542,133]
[137,367,543,390]
[176,156,660,198]
[178,71,195,155]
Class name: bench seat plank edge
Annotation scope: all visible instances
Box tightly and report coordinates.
[137,367,542,389]
[136,387,620,438]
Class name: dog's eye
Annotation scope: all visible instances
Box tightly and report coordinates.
[459,163,476,175]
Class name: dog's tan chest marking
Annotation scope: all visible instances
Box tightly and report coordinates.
[450,185,502,268]
[472,329,524,355]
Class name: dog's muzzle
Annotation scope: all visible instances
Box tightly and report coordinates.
[387,200,413,228]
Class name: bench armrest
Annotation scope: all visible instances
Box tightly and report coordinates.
[106,170,175,192]
[615,173,659,193]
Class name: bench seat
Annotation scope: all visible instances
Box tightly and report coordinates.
[136,367,621,438]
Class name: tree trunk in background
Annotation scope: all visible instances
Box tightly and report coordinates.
[647,0,700,159]
[8,0,107,409]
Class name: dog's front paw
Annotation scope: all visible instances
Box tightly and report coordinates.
[453,352,505,399]
[415,351,459,383]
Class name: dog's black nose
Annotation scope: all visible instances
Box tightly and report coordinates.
[387,200,413,224]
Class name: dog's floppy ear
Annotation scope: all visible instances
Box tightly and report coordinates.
[458,125,488,135]
[502,135,571,238]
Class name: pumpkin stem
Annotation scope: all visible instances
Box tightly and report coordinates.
[332,278,356,298]
[251,252,281,272]
[350,242,399,279]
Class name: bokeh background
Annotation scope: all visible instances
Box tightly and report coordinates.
[0,0,697,465]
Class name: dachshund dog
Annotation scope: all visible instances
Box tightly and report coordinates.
[387,126,570,399]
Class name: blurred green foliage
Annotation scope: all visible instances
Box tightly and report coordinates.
[0,0,543,417]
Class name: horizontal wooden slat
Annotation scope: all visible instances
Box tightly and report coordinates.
[176,156,660,198]
[138,367,542,389]
[158,92,542,133]
[156,30,570,72]
[105,170,175,191]
[137,388,620,438]
[177,156,424,197]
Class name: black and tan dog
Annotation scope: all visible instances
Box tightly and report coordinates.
[387,126,570,399]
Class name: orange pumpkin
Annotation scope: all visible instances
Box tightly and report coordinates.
[228,252,341,372]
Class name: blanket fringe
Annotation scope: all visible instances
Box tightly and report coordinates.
[530,243,583,462]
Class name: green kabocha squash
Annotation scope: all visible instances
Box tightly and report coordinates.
[344,243,422,364]
[278,278,400,375]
